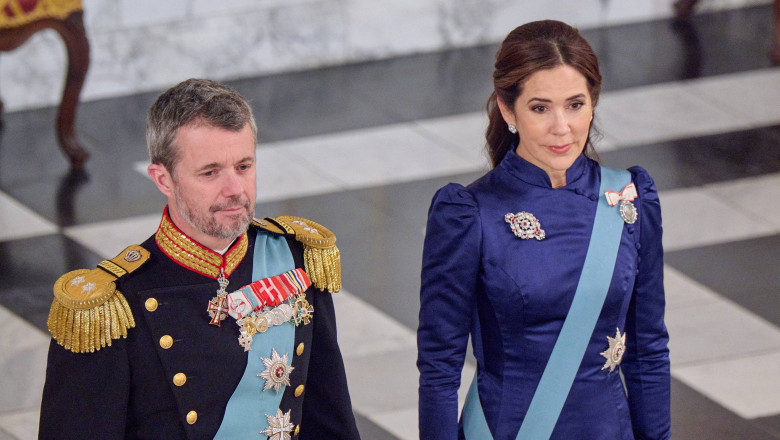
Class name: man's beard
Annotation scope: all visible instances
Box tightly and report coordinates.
[174,190,254,242]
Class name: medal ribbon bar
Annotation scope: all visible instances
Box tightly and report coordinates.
[227,268,311,320]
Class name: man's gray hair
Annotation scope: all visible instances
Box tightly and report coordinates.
[146,78,257,176]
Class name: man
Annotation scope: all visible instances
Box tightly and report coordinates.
[39,79,361,440]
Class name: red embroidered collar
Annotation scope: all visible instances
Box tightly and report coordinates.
[154,207,249,279]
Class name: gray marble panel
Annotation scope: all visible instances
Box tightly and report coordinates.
[0,0,772,111]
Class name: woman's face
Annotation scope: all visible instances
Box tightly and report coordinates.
[499,65,593,188]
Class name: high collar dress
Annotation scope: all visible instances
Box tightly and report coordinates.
[417,151,671,440]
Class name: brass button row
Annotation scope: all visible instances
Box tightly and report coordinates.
[294,343,305,401]
[149,298,197,426]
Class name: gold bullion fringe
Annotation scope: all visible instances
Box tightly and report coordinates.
[304,244,342,293]
[47,290,135,353]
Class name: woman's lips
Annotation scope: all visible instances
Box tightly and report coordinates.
[547,143,572,154]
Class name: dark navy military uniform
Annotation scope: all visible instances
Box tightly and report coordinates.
[40,211,360,440]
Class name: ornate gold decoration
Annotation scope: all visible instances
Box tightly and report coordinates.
[0,0,82,29]
[47,245,149,353]
[252,217,283,233]
[270,216,342,293]
[155,208,248,279]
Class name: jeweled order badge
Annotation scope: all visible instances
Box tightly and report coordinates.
[505,211,546,241]
[605,182,639,225]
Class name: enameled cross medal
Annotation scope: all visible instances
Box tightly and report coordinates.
[207,268,230,326]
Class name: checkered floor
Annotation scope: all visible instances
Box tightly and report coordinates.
[2,5,780,439]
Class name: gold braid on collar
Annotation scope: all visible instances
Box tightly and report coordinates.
[48,246,149,353]
[154,208,248,279]
[253,216,341,293]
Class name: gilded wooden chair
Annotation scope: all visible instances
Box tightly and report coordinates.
[0,0,90,167]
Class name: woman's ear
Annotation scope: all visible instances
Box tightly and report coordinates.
[496,96,516,127]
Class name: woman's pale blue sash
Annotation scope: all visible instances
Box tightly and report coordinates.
[463,167,631,440]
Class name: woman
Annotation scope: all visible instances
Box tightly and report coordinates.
[417,20,670,440]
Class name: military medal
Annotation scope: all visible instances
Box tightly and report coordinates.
[600,328,627,373]
[261,409,294,440]
[505,211,545,240]
[258,348,295,393]
[295,295,314,325]
[207,268,230,326]
[236,303,301,351]
[605,182,638,224]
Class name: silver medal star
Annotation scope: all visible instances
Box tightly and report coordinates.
[261,409,294,440]
[258,349,294,393]
[600,328,627,373]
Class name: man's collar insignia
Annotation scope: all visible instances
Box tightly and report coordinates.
[154,207,248,279]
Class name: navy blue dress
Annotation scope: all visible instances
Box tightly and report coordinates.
[417,152,671,440]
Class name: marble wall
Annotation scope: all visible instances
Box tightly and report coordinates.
[0,0,771,111]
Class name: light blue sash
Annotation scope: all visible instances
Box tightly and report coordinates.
[463,167,631,439]
[214,233,296,439]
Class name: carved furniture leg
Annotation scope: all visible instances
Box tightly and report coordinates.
[52,11,90,167]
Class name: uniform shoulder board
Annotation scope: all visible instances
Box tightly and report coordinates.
[48,245,150,353]
[258,216,341,293]
[252,217,285,234]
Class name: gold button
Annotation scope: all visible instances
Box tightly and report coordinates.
[186,411,197,424]
[160,335,173,349]
[296,343,304,356]
[145,297,158,312]
[173,373,187,386]
[294,385,304,397]
[294,424,300,436]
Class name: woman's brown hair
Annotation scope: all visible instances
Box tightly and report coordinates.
[485,20,602,168]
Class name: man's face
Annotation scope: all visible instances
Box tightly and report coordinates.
[160,122,256,250]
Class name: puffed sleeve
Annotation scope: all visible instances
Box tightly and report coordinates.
[417,183,481,440]
[622,166,671,440]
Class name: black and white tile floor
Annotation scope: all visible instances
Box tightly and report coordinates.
[1,5,779,439]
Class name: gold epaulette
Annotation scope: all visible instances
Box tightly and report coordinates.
[48,245,149,353]
[253,216,342,293]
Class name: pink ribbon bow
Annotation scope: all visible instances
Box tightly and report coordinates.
[604,182,638,206]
